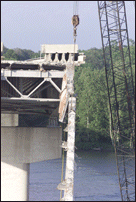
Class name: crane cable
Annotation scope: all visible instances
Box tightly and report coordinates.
[60,126,66,200]
[72,1,79,44]
[73,1,79,15]
[71,1,79,108]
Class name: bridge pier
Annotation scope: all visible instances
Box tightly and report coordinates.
[1,162,29,201]
[1,114,62,201]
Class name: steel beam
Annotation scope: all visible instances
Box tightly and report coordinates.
[1,69,65,79]
[49,78,61,93]
[27,78,47,97]
[5,77,23,97]
[1,97,60,102]
[64,97,76,201]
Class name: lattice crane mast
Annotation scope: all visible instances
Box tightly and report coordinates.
[98,1,135,201]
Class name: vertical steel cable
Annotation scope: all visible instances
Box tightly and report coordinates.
[60,125,66,200]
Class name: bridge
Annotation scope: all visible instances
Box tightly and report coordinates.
[1,44,85,201]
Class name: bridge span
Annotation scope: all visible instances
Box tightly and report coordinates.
[1,44,85,201]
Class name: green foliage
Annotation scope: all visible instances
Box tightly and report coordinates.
[79,48,104,70]
[4,49,19,60]
[74,54,110,150]
[3,46,44,61]
[75,40,135,150]
[3,45,9,54]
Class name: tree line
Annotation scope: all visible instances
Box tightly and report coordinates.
[2,46,44,60]
[74,39,135,150]
[2,40,135,150]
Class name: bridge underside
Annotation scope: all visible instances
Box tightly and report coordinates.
[1,99,59,116]
[1,44,85,122]
[1,63,65,119]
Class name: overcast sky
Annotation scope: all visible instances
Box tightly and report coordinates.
[1,1,135,52]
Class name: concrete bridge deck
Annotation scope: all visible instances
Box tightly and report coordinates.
[1,44,85,201]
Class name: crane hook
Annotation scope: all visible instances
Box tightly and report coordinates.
[72,15,79,28]
[72,15,79,42]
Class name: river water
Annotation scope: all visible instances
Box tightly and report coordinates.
[29,151,122,201]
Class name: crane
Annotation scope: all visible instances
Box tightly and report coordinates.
[98,1,135,201]
[57,1,135,201]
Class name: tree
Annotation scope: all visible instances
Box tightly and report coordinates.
[74,40,135,150]
[4,49,19,60]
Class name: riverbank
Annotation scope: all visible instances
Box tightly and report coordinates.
[75,141,114,152]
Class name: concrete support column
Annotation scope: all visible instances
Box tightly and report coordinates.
[54,53,59,63]
[1,126,62,201]
[1,114,18,126]
[62,53,65,63]
[46,53,51,62]
[64,97,76,201]
[1,162,29,201]
[69,53,73,63]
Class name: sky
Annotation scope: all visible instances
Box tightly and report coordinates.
[1,1,135,52]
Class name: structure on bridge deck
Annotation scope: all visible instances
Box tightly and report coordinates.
[1,44,85,201]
